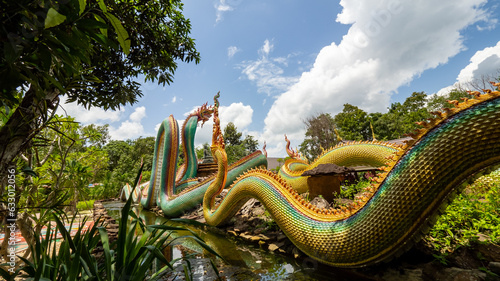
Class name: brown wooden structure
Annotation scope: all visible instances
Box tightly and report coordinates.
[301,164,355,203]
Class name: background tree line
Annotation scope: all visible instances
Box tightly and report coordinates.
[7,117,260,210]
[299,80,499,162]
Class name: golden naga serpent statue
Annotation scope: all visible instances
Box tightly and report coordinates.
[203,85,500,268]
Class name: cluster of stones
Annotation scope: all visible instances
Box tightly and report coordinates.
[223,198,304,258]
[92,199,120,257]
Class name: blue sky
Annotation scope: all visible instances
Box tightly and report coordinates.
[59,0,500,157]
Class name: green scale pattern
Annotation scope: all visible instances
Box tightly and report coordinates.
[140,113,267,217]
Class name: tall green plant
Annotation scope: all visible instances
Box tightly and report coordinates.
[1,163,224,280]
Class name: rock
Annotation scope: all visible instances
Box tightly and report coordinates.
[227,230,238,236]
[489,262,500,275]
[258,234,272,241]
[240,233,253,240]
[478,243,500,262]
[252,206,265,216]
[233,220,249,232]
[268,244,279,251]
[276,234,287,241]
[268,241,285,252]
[310,196,330,209]
[380,268,424,281]
[404,268,423,280]
[477,233,490,242]
[252,228,263,235]
[435,268,487,281]
[292,247,301,259]
[238,198,260,216]
[449,247,484,269]
[249,236,262,242]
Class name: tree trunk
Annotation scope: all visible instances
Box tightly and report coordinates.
[0,88,59,262]
[0,88,59,178]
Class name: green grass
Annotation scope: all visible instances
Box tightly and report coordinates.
[76,199,95,211]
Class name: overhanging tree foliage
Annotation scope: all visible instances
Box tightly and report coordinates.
[0,0,199,265]
[0,0,200,179]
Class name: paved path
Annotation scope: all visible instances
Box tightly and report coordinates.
[0,210,94,254]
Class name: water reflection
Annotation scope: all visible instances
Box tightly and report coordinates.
[102,201,357,280]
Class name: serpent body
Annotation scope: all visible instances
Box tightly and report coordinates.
[131,100,267,217]
[120,106,208,203]
[204,88,500,267]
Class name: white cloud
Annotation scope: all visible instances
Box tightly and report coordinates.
[109,107,147,140]
[129,106,146,122]
[437,40,500,96]
[239,40,300,96]
[215,0,237,23]
[456,41,500,83]
[56,96,124,124]
[227,46,240,59]
[154,123,161,134]
[181,102,254,148]
[220,102,253,129]
[172,96,177,103]
[56,97,150,141]
[260,39,273,56]
[260,0,490,157]
[476,15,498,31]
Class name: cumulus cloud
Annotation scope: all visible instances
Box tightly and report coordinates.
[181,102,254,148]
[239,39,300,96]
[437,40,500,96]
[56,96,150,141]
[260,0,491,156]
[56,96,124,124]
[154,123,161,134]
[109,107,147,140]
[227,46,240,59]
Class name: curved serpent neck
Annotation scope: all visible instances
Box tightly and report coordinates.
[204,90,500,267]
[140,115,178,209]
[139,94,267,218]
[176,115,198,183]
[177,104,214,182]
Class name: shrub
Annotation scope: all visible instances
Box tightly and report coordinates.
[424,170,500,254]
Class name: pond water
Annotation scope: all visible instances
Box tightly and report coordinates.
[102,201,365,281]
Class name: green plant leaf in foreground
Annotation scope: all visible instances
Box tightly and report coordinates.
[45,8,67,29]
[103,12,130,55]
